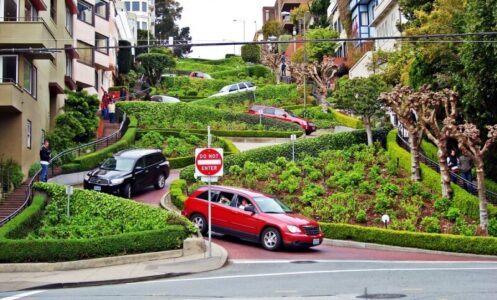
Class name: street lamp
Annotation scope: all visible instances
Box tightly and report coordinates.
[233,19,246,42]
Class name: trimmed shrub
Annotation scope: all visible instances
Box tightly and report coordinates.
[170,179,188,210]
[241,44,261,63]
[28,162,41,178]
[180,128,389,182]
[0,158,24,189]
[320,223,497,255]
[331,109,363,129]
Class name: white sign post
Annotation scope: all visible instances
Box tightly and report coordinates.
[290,134,297,161]
[65,185,73,217]
[194,127,224,258]
[258,109,263,126]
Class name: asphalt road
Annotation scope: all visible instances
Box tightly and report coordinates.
[2,259,497,299]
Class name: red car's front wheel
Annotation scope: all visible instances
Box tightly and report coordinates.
[261,227,282,251]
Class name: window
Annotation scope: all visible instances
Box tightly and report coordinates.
[26,120,32,149]
[196,190,220,202]
[23,58,37,97]
[141,1,146,12]
[2,0,18,21]
[141,21,146,30]
[238,83,247,90]
[95,33,109,54]
[131,1,139,11]
[77,40,93,65]
[65,7,73,35]
[50,0,56,21]
[124,1,130,11]
[25,0,38,21]
[360,11,369,26]
[263,107,275,115]
[218,192,234,206]
[77,0,93,25]
[95,0,108,19]
[228,85,238,92]
[65,55,72,77]
[0,55,18,83]
[94,70,98,90]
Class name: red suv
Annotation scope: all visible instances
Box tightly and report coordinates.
[248,105,317,135]
[182,186,323,250]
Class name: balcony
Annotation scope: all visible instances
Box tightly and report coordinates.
[0,18,56,60]
[0,82,25,113]
[371,0,397,27]
[73,61,95,88]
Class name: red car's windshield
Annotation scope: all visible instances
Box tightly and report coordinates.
[253,197,293,213]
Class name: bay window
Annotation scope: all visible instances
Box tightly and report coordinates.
[0,55,18,83]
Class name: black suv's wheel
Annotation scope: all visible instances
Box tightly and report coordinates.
[261,227,282,251]
[154,173,166,190]
[122,183,132,199]
[190,214,207,235]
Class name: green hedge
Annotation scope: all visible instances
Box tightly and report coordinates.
[386,130,497,220]
[61,117,138,172]
[331,109,363,129]
[180,128,389,182]
[0,195,46,239]
[170,179,188,210]
[420,139,438,162]
[138,128,303,139]
[321,223,497,255]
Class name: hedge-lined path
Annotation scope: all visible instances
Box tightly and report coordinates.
[132,169,180,207]
[96,119,121,151]
[212,235,497,262]
[0,182,30,224]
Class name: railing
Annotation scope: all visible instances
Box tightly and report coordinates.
[395,130,497,204]
[0,111,130,227]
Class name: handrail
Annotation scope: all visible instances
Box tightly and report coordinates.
[0,111,130,227]
[395,128,497,204]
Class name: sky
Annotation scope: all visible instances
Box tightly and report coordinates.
[176,0,275,59]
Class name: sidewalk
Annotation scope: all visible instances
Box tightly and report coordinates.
[0,241,227,293]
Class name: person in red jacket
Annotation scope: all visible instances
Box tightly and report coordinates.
[101,92,110,120]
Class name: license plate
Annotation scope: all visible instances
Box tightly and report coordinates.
[93,185,101,191]
[313,238,320,245]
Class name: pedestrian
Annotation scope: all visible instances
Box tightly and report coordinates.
[101,92,110,120]
[459,153,474,192]
[281,55,287,77]
[39,140,50,182]
[447,149,459,183]
[108,100,116,123]
[120,87,127,101]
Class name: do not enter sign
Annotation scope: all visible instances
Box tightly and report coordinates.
[195,148,224,177]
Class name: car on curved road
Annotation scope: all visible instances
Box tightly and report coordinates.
[182,185,323,251]
[151,95,181,103]
[209,81,256,98]
[248,105,317,135]
[189,71,212,79]
[83,149,170,198]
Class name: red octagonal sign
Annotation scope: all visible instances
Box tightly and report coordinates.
[195,148,224,177]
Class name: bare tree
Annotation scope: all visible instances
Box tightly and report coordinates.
[289,57,339,112]
[448,123,497,233]
[379,85,424,181]
[416,86,459,199]
[261,44,282,84]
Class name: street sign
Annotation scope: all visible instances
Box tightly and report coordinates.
[195,148,224,177]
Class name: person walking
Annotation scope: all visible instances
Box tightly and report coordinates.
[447,149,459,183]
[101,92,110,120]
[39,140,51,182]
[108,100,116,123]
[459,153,474,192]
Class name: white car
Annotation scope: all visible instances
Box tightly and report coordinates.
[151,95,181,103]
[209,82,256,98]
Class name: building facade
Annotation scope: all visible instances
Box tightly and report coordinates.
[262,0,312,35]
[122,0,154,33]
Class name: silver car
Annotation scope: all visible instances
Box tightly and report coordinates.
[151,95,181,103]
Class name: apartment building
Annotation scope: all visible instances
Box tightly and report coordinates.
[262,0,312,35]
[0,0,78,174]
[122,0,154,33]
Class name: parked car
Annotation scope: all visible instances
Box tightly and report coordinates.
[182,185,323,250]
[189,71,212,80]
[151,95,181,103]
[83,149,170,199]
[209,81,256,98]
[248,105,317,135]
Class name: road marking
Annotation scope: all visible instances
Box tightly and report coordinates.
[0,290,45,300]
[230,259,497,264]
[275,289,297,293]
[136,266,497,285]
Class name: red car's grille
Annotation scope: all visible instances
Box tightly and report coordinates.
[303,226,320,235]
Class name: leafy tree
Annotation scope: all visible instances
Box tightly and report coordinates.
[305,28,338,63]
[261,44,282,84]
[278,35,292,54]
[137,49,176,86]
[241,44,261,63]
[262,20,284,40]
[171,26,192,58]
[290,4,309,25]
[154,0,182,38]
[333,76,389,145]
[309,0,330,28]
[136,29,155,56]
[399,0,435,28]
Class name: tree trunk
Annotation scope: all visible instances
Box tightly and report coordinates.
[475,160,489,234]
[364,116,373,146]
[409,132,421,181]
[437,146,452,199]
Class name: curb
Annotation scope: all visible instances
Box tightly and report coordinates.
[324,239,497,259]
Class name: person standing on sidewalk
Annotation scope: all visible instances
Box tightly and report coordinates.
[447,149,459,183]
[39,140,51,182]
[459,153,474,192]
[108,100,116,123]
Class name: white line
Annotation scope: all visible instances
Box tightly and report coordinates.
[197,159,221,165]
[0,290,46,300]
[230,259,497,264]
[136,267,497,285]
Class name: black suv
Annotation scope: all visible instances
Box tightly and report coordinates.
[83,149,170,198]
